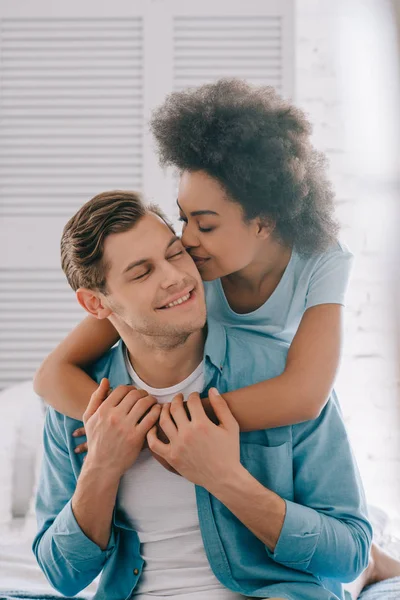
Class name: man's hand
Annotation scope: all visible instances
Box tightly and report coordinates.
[83,378,161,479]
[146,388,241,488]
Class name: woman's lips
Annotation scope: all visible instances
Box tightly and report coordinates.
[191,255,210,267]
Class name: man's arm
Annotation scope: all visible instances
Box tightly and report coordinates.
[33,382,161,597]
[33,408,117,597]
[205,398,372,583]
[148,390,372,583]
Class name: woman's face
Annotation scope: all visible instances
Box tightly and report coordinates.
[178,170,262,281]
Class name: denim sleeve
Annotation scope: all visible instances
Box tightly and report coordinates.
[266,399,373,582]
[32,408,117,596]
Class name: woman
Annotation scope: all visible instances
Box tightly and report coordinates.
[34,79,400,598]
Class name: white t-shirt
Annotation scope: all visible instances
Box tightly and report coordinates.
[118,348,244,600]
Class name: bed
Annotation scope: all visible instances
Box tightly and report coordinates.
[0,381,398,600]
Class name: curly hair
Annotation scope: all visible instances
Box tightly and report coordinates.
[150,79,339,254]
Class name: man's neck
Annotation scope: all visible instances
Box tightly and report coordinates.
[123,328,206,389]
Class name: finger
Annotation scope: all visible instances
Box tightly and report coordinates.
[101,384,138,408]
[147,425,169,457]
[126,393,158,423]
[72,427,86,438]
[186,392,207,422]
[115,389,151,415]
[169,393,189,428]
[158,403,178,440]
[83,378,110,422]
[74,441,88,454]
[136,404,162,435]
[208,388,238,429]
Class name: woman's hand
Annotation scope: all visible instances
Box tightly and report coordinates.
[72,426,88,454]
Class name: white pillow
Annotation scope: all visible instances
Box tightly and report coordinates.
[0,384,24,527]
[0,381,44,523]
[24,431,44,536]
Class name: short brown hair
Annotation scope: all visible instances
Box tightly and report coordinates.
[61,190,173,293]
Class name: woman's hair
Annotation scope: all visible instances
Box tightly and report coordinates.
[61,190,172,293]
[150,78,339,254]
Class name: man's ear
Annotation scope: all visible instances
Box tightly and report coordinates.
[76,288,112,319]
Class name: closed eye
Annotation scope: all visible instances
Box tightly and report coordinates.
[131,270,150,281]
[168,251,184,259]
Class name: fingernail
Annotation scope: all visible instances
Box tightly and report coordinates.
[74,447,81,453]
[72,431,78,437]
[210,388,220,395]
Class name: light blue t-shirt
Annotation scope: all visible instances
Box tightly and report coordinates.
[205,242,354,345]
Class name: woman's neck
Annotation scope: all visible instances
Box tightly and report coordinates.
[221,240,292,313]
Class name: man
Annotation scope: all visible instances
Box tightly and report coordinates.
[33,190,372,600]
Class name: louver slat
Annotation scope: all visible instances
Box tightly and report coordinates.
[0,18,144,218]
[173,16,284,91]
[0,268,85,390]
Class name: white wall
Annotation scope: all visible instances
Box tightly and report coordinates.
[296,0,400,524]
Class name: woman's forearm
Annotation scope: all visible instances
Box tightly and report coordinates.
[220,373,326,432]
[34,316,120,419]
[35,360,98,420]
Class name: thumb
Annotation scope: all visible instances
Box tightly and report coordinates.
[208,388,237,429]
[83,378,110,423]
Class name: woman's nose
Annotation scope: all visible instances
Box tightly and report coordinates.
[181,224,199,249]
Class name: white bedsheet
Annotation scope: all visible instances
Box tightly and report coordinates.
[1,510,399,597]
[0,519,97,596]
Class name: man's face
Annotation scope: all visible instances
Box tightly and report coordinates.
[101,213,206,340]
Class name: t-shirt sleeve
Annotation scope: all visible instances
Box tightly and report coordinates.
[305,243,354,310]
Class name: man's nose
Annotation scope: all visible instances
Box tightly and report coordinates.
[159,260,186,289]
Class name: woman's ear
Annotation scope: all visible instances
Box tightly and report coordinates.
[76,288,112,319]
[256,217,276,239]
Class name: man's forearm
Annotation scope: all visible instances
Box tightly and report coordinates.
[206,465,371,582]
[71,458,120,550]
[206,465,286,551]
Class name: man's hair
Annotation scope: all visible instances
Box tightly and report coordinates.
[150,78,339,255]
[61,190,173,293]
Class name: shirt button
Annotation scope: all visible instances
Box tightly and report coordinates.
[133,568,139,576]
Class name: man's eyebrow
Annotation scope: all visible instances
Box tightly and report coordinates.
[122,235,181,275]
[176,200,218,217]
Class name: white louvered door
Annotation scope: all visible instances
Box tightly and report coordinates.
[0,0,148,390]
[0,0,293,390]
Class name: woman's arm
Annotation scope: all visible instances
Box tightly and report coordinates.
[210,304,343,431]
[34,316,120,420]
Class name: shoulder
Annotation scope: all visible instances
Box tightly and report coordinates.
[223,328,289,381]
[85,340,128,386]
[294,240,354,273]
[44,405,79,450]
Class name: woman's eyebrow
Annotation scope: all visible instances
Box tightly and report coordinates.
[176,200,218,217]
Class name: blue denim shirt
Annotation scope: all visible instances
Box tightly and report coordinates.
[33,319,372,600]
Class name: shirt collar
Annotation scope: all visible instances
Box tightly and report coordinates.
[203,317,227,374]
[107,341,132,388]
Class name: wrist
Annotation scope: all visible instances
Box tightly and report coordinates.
[205,463,249,498]
[83,454,122,487]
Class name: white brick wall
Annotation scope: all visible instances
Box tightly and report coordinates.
[295,0,400,525]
